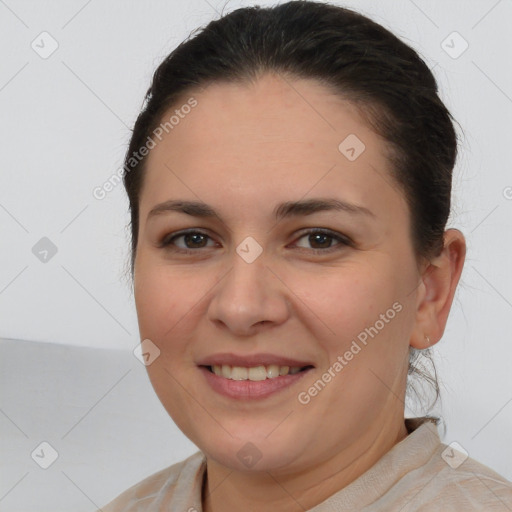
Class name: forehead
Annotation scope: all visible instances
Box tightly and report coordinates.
[138,73,406,225]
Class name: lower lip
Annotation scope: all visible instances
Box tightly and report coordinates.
[199,366,313,400]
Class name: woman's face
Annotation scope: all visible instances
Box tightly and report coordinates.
[133,73,424,474]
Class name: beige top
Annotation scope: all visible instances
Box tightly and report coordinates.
[98,418,512,511]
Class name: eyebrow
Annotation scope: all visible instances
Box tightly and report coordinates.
[147,198,375,223]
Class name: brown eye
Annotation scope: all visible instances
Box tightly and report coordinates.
[293,229,352,252]
[305,233,333,249]
[160,230,216,251]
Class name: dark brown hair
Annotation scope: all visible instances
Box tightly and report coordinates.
[122,0,461,414]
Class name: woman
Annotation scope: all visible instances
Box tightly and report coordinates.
[99,1,512,510]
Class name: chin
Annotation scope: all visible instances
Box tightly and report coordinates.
[198,430,306,474]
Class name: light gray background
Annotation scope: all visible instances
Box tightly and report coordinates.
[1,0,511,510]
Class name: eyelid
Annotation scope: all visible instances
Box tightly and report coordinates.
[292,227,354,248]
[159,227,353,253]
[159,228,216,249]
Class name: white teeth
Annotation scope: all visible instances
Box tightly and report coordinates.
[267,364,280,379]
[248,366,267,381]
[231,366,248,380]
[209,364,307,380]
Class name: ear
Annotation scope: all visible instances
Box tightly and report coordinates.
[410,229,466,349]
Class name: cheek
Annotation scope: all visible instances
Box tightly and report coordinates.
[134,261,197,336]
[292,261,413,397]
[133,265,209,434]
[133,261,220,372]
[291,262,401,341]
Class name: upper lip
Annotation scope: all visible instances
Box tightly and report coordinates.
[197,353,314,368]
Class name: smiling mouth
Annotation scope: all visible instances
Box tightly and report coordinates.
[204,364,314,381]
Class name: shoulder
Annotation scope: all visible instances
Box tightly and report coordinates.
[97,451,206,512]
[363,419,512,511]
[397,441,512,511]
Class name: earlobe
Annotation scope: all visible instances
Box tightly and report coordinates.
[410,229,466,350]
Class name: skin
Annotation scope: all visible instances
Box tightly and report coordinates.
[133,72,466,511]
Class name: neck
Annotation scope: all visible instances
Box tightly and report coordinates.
[202,416,409,512]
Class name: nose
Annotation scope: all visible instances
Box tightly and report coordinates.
[206,247,290,337]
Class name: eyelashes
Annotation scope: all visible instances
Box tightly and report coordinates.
[160,230,217,252]
[159,228,354,255]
